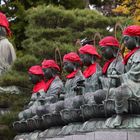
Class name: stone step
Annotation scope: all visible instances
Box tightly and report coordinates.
[15,131,140,140]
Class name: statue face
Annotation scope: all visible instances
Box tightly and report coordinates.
[0,26,7,37]
[42,68,53,80]
[29,73,41,84]
[122,36,136,50]
[63,61,75,73]
[79,53,92,66]
[100,46,114,60]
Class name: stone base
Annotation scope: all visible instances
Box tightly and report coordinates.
[14,130,140,140]
[14,115,140,140]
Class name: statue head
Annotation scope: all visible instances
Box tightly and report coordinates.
[41,59,60,80]
[122,25,140,50]
[0,26,7,37]
[99,36,120,60]
[63,52,81,73]
[0,12,11,36]
[79,44,101,66]
[28,65,44,84]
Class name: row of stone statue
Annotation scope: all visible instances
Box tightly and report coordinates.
[13,25,140,132]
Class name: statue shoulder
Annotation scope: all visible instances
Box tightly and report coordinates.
[131,49,140,63]
[51,76,64,87]
[96,63,102,73]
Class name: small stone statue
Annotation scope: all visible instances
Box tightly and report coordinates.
[78,44,102,106]
[36,59,64,117]
[79,44,102,93]
[15,60,64,132]
[60,52,85,122]
[106,25,140,127]
[18,65,46,120]
[79,37,124,119]
[93,36,124,104]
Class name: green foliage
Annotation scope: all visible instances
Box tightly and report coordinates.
[0,70,31,88]
[13,54,39,72]
[0,93,29,140]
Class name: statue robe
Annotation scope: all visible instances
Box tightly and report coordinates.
[0,36,16,74]
[84,63,102,93]
[113,48,140,114]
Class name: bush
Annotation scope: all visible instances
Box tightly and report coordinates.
[13,54,39,72]
[0,70,31,88]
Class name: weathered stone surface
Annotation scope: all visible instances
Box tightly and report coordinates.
[128,132,140,140]
[95,131,127,140]
[14,116,140,140]
[14,130,140,140]
[0,86,20,94]
[86,132,95,140]
[72,134,87,140]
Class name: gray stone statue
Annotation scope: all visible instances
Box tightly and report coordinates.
[60,52,85,122]
[106,25,140,128]
[18,65,46,120]
[14,60,64,132]
[0,26,16,75]
[93,36,124,104]
[78,44,102,106]
[80,36,124,119]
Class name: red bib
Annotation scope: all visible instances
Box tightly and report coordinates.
[123,47,140,65]
[83,63,97,78]
[66,70,78,79]
[32,80,46,93]
[45,77,55,91]
[102,58,115,75]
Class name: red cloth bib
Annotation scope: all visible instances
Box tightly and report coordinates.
[123,47,140,65]
[102,58,115,75]
[32,80,46,93]
[66,70,78,79]
[45,77,55,91]
[83,63,97,78]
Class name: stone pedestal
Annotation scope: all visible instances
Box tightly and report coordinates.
[14,116,140,140]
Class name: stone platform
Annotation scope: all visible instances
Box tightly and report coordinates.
[14,115,140,140]
[14,130,140,140]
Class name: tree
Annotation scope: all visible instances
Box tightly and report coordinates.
[0,0,87,50]
[112,0,140,25]
[89,0,120,16]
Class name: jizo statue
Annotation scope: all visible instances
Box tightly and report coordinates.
[106,25,140,127]
[18,65,46,120]
[0,12,16,75]
[78,44,102,105]
[93,36,124,105]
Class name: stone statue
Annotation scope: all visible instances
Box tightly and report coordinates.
[35,59,64,116]
[18,65,46,120]
[0,12,16,75]
[60,52,85,122]
[14,60,64,132]
[80,36,124,119]
[78,44,102,93]
[93,36,124,104]
[106,25,140,128]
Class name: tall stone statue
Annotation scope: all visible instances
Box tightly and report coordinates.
[106,25,140,127]
[0,12,16,74]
